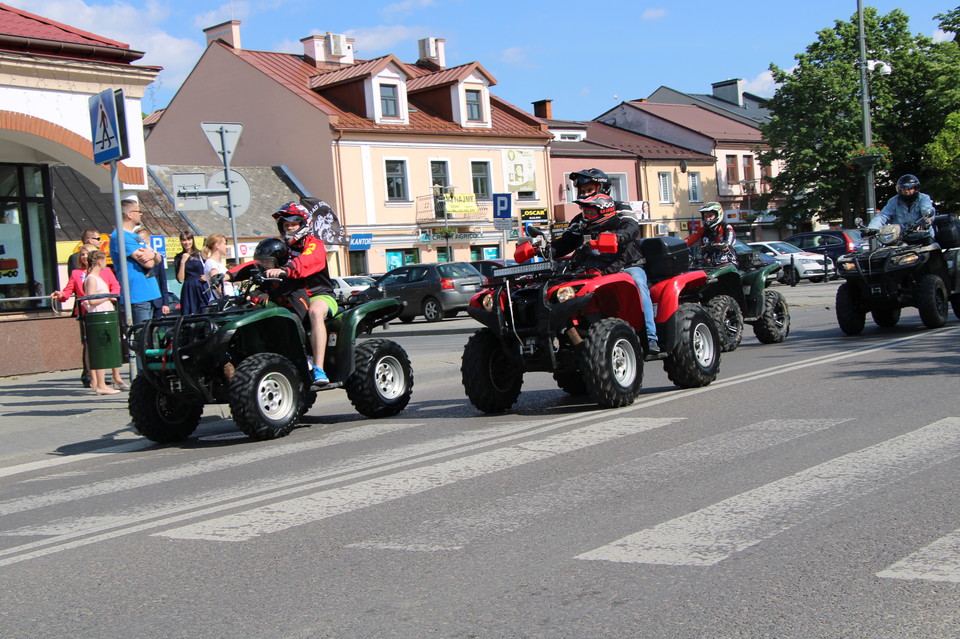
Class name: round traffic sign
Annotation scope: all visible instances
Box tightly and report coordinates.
[207,169,250,218]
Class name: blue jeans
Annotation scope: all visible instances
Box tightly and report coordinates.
[625,267,658,342]
[131,301,155,326]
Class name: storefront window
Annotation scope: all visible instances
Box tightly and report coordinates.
[0,164,54,313]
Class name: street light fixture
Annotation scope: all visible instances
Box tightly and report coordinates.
[857,0,891,222]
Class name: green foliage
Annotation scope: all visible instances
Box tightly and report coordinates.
[758,7,960,227]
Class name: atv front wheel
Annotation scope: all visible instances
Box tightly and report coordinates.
[836,282,866,335]
[706,294,744,352]
[663,304,720,388]
[346,339,413,418]
[229,353,303,440]
[461,329,523,413]
[917,274,949,328]
[578,318,643,408]
[553,368,588,395]
[753,289,790,344]
[129,375,203,443]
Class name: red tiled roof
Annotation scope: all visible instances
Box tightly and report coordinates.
[407,61,496,92]
[625,101,763,143]
[228,43,547,140]
[584,121,715,161]
[309,54,411,89]
[0,2,128,49]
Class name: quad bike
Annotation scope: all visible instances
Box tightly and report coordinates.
[692,244,790,352]
[835,214,960,335]
[461,226,720,413]
[127,270,413,443]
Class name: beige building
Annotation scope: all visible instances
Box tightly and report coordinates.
[146,24,552,274]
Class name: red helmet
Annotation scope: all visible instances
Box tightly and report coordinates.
[272,202,310,238]
[575,193,617,225]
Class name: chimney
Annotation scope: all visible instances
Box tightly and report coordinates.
[711,79,745,107]
[204,20,241,49]
[301,33,355,67]
[417,37,446,70]
[532,99,553,119]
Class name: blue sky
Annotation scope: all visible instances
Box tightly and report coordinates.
[10,0,954,119]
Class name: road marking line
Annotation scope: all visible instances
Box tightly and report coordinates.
[349,418,852,552]
[0,441,154,479]
[157,418,681,542]
[576,418,960,566]
[878,531,960,583]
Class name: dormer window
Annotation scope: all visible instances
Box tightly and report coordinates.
[380,84,400,118]
[465,89,483,121]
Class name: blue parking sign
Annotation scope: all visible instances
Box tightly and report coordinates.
[493,193,512,219]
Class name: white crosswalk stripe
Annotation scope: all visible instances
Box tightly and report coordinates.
[576,418,960,567]
[878,530,960,583]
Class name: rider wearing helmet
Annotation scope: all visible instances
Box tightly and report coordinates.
[266,202,338,384]
[552,169,660,354]
[685,202,736,266]
[868,174,935,232]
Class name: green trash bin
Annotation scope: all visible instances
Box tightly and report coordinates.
[84,309,122,370]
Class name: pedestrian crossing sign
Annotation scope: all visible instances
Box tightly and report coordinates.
[88,88,129,165]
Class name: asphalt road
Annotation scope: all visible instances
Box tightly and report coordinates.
[1,279,958,639]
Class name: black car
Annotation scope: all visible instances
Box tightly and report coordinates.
[783,229,870,264]
[357,262,486,322]
[470,259,517,279]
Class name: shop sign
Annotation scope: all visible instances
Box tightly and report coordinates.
[349,233,373,250]
[520,208,549,223]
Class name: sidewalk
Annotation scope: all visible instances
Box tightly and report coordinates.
[0,279,841,467]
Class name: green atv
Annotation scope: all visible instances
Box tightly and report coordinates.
[127,271,413,443]
[694,245,790,352]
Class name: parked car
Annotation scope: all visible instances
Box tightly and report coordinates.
[470,259,517,279]
[332,276,376,304]
[748,241,834,283]
[783,229,870,265]
[358,262,486,322]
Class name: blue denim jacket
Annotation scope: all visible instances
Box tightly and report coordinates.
[868,193,935,230]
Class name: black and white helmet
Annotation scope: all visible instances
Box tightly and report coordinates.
[569,168,612,197]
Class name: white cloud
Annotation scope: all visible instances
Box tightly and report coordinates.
[344,25,429,56]
[380,0,437,21]
[642,8,667,20]
[743,70,778,98]
[933,29,951,43]
[193,1,252,30]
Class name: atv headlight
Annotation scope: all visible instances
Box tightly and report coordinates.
[891,253,919,266]
[840,261,858,272]
[555,286,576,303]
[482,293,495,312]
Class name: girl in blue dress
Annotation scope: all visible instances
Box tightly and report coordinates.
[174,231,207,314]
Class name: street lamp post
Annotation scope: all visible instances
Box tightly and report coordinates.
[858,0,877,220]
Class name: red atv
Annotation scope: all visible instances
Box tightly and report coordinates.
[461,226,720,412]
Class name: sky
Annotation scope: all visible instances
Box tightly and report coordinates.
[8,0,955,119]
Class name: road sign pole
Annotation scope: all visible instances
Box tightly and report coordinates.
[109,159,135,377]
[219,126,241,262]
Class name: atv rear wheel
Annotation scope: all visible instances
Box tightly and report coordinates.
[346,339,413,418]
[461,328,523,413]
[706,294,744,352]
[663,303,720,388]
[753,289,790,344]
[129,375,203,443]
[836,282,866,335]
[871,305,901,328]
[917,274,949,328]
[553,369,588,395]
[578,318,643,408]
[229,353,303,441]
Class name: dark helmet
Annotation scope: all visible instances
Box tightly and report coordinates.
[698,202,724,230]
[575,193,617,224]
[272,202,310,238]
[896,174,920,202]
[570,168,611,196]
[253,237,289,270]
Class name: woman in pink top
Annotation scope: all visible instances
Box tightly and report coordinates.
[83,251,122,396]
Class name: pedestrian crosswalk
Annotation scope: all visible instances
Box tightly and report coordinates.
[0,413,958,585]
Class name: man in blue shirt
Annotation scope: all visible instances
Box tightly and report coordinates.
[868,174,936,232]
[109,197,161,325]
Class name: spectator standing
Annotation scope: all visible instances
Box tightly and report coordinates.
[82,250,121,395]
[108,197,162,326]
[67,228,102,273]
[201,233,235,301]
[136,227,170,318]
[174,230,206,314]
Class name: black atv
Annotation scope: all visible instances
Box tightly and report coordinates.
[693,245,790,352]
[127,271,414,443]
[835,214,960,334]
[461,227,720,413]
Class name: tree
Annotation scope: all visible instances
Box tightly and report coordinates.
[757,8,960,228]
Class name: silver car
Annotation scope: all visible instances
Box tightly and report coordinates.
[748,241,835,282]
[374,262,486,322]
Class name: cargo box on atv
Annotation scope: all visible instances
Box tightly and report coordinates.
[933,214,960,250]
[641,236,690,282]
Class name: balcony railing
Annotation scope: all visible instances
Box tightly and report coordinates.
[415,194,491,226]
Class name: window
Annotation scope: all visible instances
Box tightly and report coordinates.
[760,163,772,193]
[517,190,536,201]
[0,164,55,313]
[471,161,492,200]
[688,172,702,203]
[380,84,399,118]
[430,161,449,189]
[725,155,739,185]
[742,155,755,183]
[657,172,673,204]
[385,160,408,201]
[465,89,483,121]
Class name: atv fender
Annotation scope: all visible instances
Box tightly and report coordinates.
[651,270,708,321]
